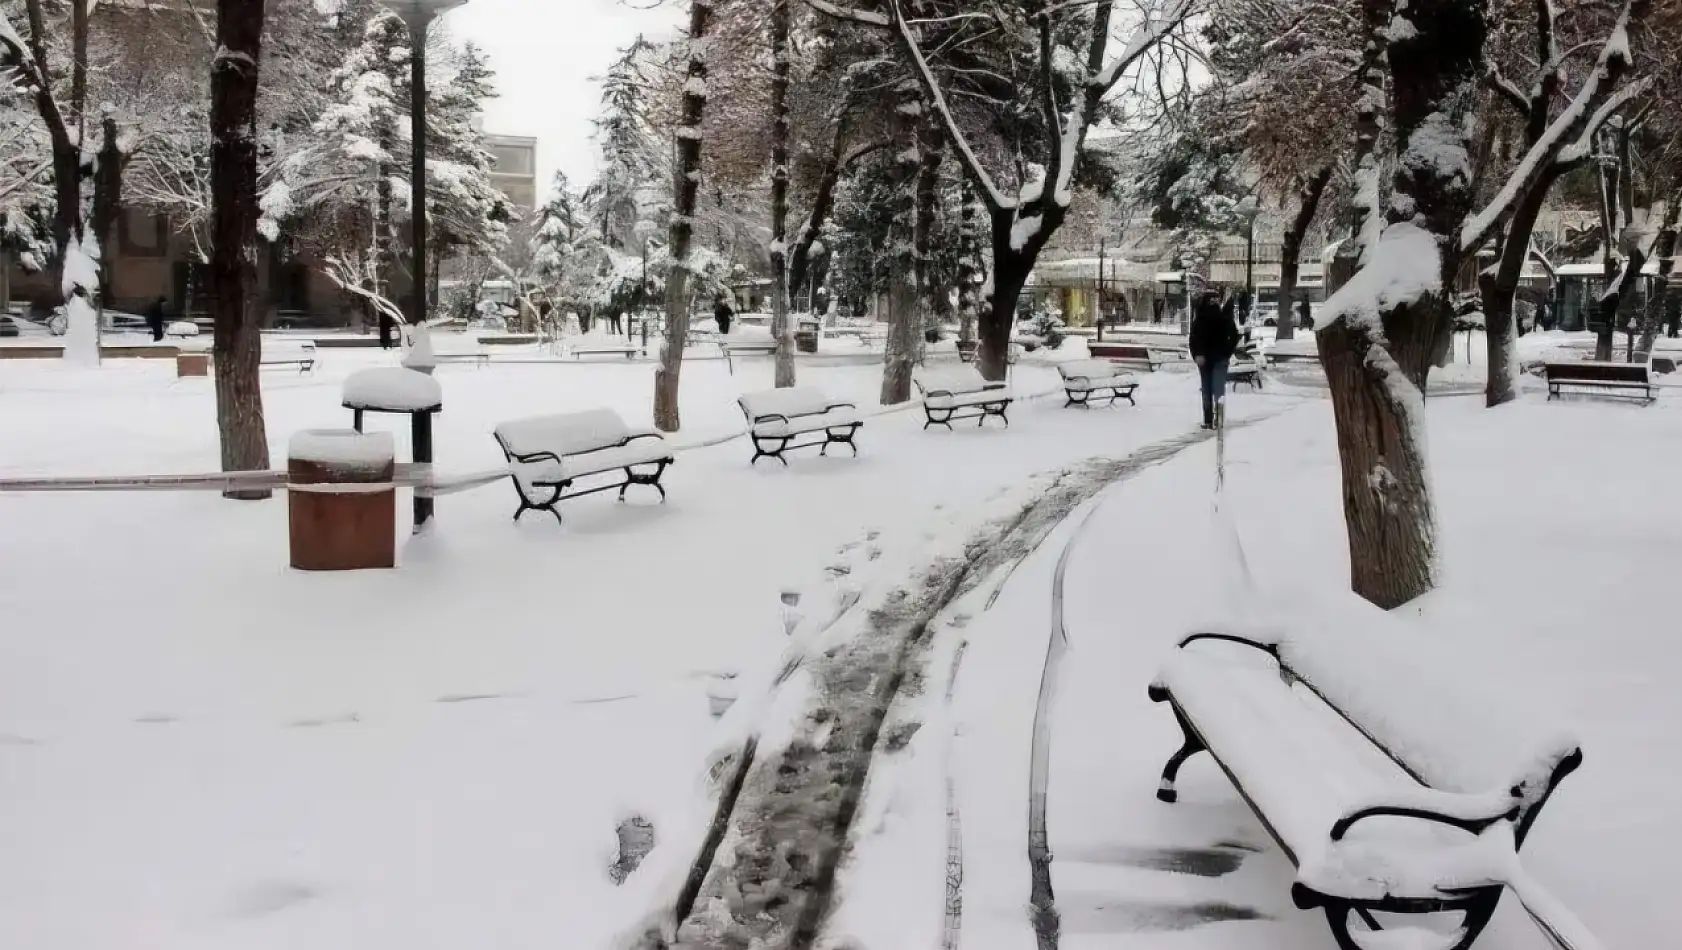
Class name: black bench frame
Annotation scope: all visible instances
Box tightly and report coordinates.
[494,432,672,525]
[920,384,1011,429]
[741,403,861,466]
[1544,363,1654,404]
[1062,375,1137,408]
[1149,632,1582,950]
[572,345,642,361]
[261,357,316,374]
[1227,362,1263,391]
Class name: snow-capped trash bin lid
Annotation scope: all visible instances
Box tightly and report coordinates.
[342,367,443,412]
[289,429,395,469]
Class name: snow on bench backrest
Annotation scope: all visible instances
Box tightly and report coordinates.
[914,365,993,396]
[739,387,836,421]
[1059,359,1123,381]
[496,409,632,458]
[1277,593,1580,810]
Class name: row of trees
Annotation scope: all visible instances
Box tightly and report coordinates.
[587,0,1676,610]
[0,0,511,496]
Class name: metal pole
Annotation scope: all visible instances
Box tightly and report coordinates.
[1244,215,1255,324]
[408,11,433,530]
[1097,237,1106,342]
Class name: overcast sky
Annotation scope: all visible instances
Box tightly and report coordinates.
[451,0,680,201]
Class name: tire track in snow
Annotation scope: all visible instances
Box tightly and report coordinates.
[1020,413,1282,950]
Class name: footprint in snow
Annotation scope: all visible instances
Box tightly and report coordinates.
[226,881,320,919]
[288,713,360,729]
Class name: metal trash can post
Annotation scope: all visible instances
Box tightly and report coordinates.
[341,366,443,536]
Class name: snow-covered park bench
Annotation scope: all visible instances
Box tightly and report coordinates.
[1086,342,1164,371]
[492,409,674,525]
[738,387,862,465]
[1543,360,1655,404]
[1229,335,1264,391]
[914,366,1012,429]
[571,341,642,360]
[261,341,317,374]
[1057,359,1138,408]
[721,336,779,376]
[1148,624,1583,950]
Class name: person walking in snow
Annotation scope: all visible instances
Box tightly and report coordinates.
[1189,289,1239,430]
[714,293,735,336]
[145,296,168,342]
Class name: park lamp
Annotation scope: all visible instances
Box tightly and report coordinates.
[375,0,468,530]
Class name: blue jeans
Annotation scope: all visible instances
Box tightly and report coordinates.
[1198,358,1229,426]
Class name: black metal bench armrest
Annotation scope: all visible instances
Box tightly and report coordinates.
[508,449,564,465]
[826,402,858,411]
[751,413,794,426]
[1330,797,1519,842]
[1175,632,1280,656]
[623,432,668,445]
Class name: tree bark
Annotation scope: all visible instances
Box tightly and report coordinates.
[769,0,796,388]
[1319,0,1486,609]
[956,177,981,347]
[1276,167,1332,342]
[913,119,944,342]
[654,0,712,432]
[881,81,922,406]
[1330,0,1392,292]
[92,115,124,310]
[210,0,272,499]
[1482,175,1558,406]
[1638,193,1679,357]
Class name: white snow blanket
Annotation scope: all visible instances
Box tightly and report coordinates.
[342,367,443,411]
[738,387,860,438]
[914,366,1012,410]
[495,409,670,485]
[1056,359,1139,392]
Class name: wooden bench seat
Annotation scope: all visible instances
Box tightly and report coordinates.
[914,366,1012,429]
[1087,341,1166,371]
[1149,600,1581,950]
[1543,360,1654,403]
[738,386,862,464]
[1057,359,1138,407]
[493,409,673,525]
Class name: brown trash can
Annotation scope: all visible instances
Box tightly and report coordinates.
[177,352,210,377]
[288,430,396,571]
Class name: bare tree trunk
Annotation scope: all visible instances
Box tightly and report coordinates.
[881,81,921,405]
[1329,0,1391,293]
[957,178,981,347]
[769,0,795,388]
[1482,180,1557,406]
[1276,167,1332,342]
[210,0,271,499]
[913,118,943,342]
[654,0,712,432]
[91,116,124,311]
[1638,193,1679,357]
[1319,0,1486,609]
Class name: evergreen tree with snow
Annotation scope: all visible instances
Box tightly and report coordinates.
[585,36,660,249]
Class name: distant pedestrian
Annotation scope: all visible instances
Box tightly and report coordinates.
[714,293,735,335]
[145,295,167,342]
[1189,290,1239,430]
[608,310,624,335]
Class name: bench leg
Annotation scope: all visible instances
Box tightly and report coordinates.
[751,437,790,466]
[925,408,954,430]
[1155,707,1205,804]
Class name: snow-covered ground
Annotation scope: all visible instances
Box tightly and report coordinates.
[4,335,1678,949]
[0,341,1302,948]
[833,386,1682,950]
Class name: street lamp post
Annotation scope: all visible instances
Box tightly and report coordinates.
[381,0,466,531]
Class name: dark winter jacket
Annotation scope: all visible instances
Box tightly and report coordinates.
[1189,298,1239,361]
